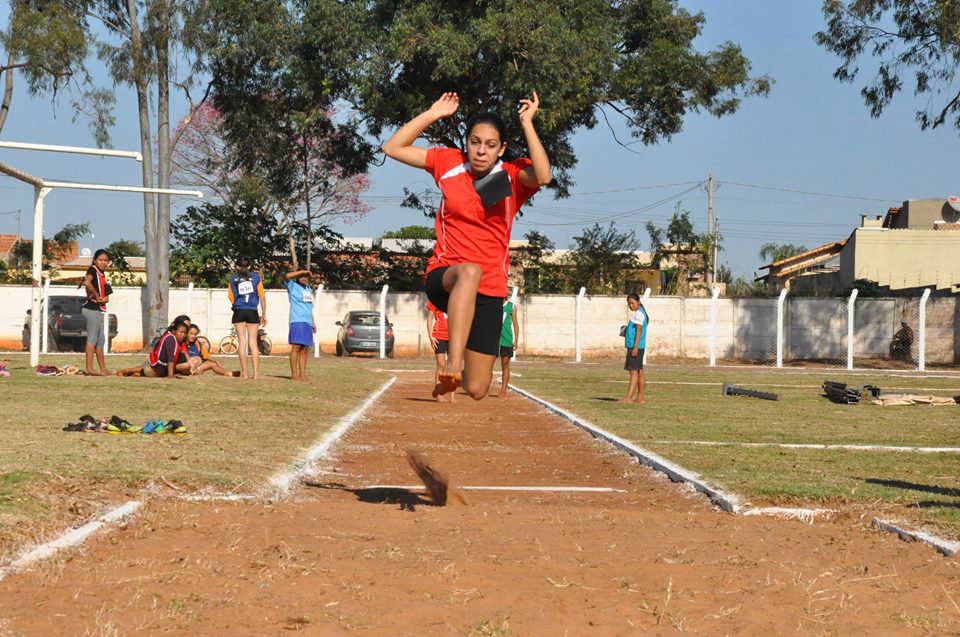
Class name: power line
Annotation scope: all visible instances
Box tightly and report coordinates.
[515,183,704,227]
[721,180,900,204]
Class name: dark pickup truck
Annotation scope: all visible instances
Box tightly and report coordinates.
[23,296,118,352]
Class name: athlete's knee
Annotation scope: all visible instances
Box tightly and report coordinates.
[462,377,489,400]
[456,263,483,285]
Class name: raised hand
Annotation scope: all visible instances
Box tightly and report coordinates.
[428,92,459,120]
[518,91,540,125]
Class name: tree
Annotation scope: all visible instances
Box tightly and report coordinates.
[0,1,108,139]
[758,243,808,264]
[567,222,641,293]
[104,238,144,273]
[817,1,960,131]
[645,205,714,294]
[4,221,89,283]
[381,226,436,240]
[347,0,771,195]
[170,103,371,269]
[516,230,556,293]
[169,198,287,287]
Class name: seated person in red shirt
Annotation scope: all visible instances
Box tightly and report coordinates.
[117,318,190,378]
[185,324,238,377]
[382,91,552,400]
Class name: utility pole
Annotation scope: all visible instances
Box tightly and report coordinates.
[706,175,714,284]
[713,214,719,284]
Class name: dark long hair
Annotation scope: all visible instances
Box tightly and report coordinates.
[78,249,110,288]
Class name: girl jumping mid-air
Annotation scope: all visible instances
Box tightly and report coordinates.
[382,92,551,399]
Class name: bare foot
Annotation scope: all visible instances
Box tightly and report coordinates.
[100,369,112,376]
[617,398,633,403]
[84,369,100,376]
[432,371,461,397]
[634,399,645,405]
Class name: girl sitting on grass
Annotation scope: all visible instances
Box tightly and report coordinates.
[117,318,190,378]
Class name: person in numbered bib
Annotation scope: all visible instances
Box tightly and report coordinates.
[79,249,113,376]
[622,293,649,405]
[382,91,552,401]
[285,269,316,381]
[228,260,267,380]
[494,299,519,398]
[426,301,454,403]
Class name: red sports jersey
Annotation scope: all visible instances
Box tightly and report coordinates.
[427,301,449,341]
[424,147,539,298]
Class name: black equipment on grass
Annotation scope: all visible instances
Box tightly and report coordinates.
[822,380,880,405]
[721,383,780,401]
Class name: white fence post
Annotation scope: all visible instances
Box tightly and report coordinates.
[918,287,931,372]
[314,284,323,358]
[511,287,518,361]
[41,278,50,353]
[846,288,859,370]
[575,286,586,362]
[776,289,787,368]
[379,284,388,359]
[709,286,720,367]
[186,281,194,318]
[102,273,110,354]
[642,288,651,366]
[29,187,51,368]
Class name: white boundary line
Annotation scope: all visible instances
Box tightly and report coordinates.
[508,384,742,513]
[0,501,140,581]
[266,376,397,495]
[509,383,960,555]
[364,485,626,493]
[0,376,397,579]
[647,440,960,454]
[872,518,960,556]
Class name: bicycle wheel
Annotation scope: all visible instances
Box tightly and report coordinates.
[219,335,239,355]
[198,336,212,352]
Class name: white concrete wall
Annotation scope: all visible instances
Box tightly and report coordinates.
[2,284,957,364]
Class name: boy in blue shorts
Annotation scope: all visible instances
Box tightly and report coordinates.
[285,269,316,381]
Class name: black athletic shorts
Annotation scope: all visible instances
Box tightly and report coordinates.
[425,266,503,357]
[625,349,645,371]
[232,309,260,325]
[499,346,514,358]
[434,339,449,354]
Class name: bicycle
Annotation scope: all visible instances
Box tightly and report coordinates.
[219,325,271,356]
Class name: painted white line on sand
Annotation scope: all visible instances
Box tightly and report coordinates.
[364,485,626,493]
[872,518,960,556]
[508,384,742,513]
[0,501,141,581]
[742,507,837,524]
[648,440,960,453]
[178,493,258,502]
[267,376,397,496]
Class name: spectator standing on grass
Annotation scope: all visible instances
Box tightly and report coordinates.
[79,249,112,376]
[426,301,454,403]
[495,299,519,399]
[228,261,267,380]
[285,269,315,381]
[621,293,648,405]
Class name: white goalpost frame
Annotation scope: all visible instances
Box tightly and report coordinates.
[776,288,788,368]
[0,144,203,368]
[918,287,931,372]
[708,286,721,367]
[41,278,51,353]
[846,288,859,371]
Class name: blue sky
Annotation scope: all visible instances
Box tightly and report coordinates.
[0,1,956,278]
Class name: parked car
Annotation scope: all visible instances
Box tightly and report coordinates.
[23,296,118,352]
[335,311,394,357]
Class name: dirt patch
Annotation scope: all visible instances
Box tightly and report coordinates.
[2,375,960,636]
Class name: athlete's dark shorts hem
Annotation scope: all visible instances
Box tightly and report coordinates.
[434,339,449,354]
[232,309,260,324]
[499,346,514,358]
[425,266,503,357]
[625,349,645,371]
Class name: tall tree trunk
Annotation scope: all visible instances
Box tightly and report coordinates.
[126,0,160,343]
[155,0,172,322]
[0,54,15,134]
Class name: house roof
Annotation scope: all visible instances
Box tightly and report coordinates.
[0,234,17,255]
[60,256,146,271]
[882,207,902,228]
[380,238,432,253]
[759,240,847,272]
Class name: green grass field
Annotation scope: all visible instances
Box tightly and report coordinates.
[0,353,386,553]
[510,361,960,537]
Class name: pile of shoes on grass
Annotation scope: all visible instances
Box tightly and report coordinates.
[36,364,83,376]
[62,415,187,434]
